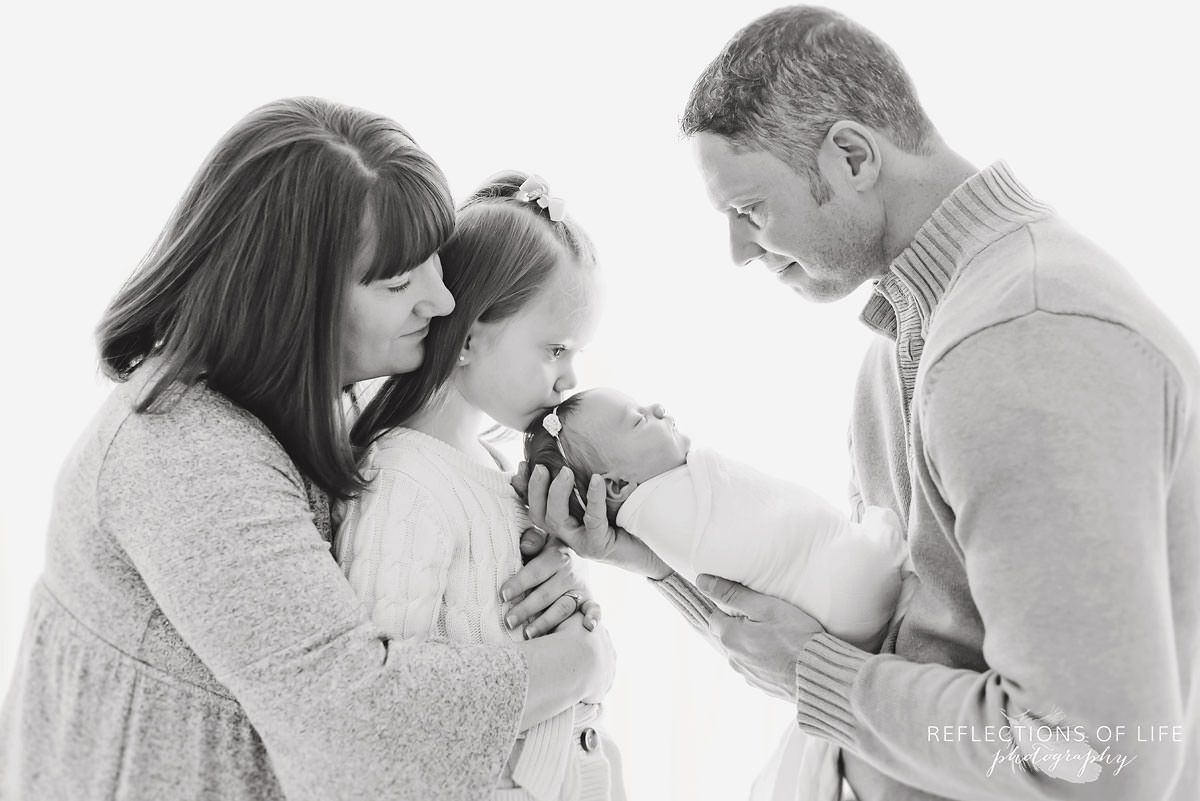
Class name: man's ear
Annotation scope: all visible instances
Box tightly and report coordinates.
[603,474,638,504]
[821,121,881,191]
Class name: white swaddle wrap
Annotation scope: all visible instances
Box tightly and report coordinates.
[615,447,913,801]
[616,447,907,642]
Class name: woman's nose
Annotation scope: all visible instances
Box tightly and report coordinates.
[416,266,455,319]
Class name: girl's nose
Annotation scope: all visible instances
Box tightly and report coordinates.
[554,366,578,394]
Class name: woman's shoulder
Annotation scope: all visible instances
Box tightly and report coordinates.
[104,366,302,488]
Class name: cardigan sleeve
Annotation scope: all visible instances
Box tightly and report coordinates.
[97,399,527,801]
[792,313,1188,800]
[337,464,455,642]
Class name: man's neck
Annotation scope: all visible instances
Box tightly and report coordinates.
[880,141,978,264]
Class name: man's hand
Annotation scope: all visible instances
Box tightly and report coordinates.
[697,573,826,702]
[512,463,672,579]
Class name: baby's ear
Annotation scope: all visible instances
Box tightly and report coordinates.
[603,475,638,504]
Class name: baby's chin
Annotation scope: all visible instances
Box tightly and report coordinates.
[674,433,693,461]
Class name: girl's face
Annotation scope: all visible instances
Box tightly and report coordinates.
[458,264,598,430]
[341,214,456,385]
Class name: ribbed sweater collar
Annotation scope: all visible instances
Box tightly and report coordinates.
[860,161,1052,339]
[372,427,515,494]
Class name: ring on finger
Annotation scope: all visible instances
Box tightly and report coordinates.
[560,590,584,613]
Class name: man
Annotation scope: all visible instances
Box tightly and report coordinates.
[515,6,1198,800]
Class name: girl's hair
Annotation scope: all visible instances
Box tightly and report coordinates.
[352,170,597,452]
[96,96,455,500]
[522,392,599,522]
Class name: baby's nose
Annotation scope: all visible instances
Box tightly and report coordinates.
[650,403,668,419]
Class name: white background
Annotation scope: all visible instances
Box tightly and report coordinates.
[1,1,1197,798]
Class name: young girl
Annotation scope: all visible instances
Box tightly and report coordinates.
[334,173,623,801]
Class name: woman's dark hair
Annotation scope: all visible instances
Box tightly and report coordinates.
[96,96,454,500]
[521,392,598,522]
[352,171,596,453]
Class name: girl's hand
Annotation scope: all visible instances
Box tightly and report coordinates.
[516,464,673,579]
[500,538,601,640]
[555,611,616,705]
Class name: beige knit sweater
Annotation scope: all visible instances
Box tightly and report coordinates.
[654,163,1199,800]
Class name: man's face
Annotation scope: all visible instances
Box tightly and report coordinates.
[693,132,887,302]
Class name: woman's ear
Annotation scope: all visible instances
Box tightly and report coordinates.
[603,474,638,504]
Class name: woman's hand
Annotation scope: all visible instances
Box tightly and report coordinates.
[512,463,673,579]
[500,537,601,640]
[555,611,616,705]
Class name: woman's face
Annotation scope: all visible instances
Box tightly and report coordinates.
[457,264,598,431]
[341,215,455,385]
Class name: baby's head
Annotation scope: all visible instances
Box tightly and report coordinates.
[523,388,691,522]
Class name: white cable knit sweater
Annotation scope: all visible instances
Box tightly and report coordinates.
[336,428,524,647]
[334,428,611,801]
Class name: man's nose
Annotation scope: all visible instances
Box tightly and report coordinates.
[728,216,762,267]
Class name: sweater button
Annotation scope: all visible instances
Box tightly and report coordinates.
[580,727,598,752]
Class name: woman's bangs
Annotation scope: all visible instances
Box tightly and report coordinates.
[360,164,455,283]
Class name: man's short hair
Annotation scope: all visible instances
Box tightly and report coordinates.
[681,5,933,203]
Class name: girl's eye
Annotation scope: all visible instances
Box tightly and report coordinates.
[386,281,411,294]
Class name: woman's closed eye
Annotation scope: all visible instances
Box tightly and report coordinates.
[386,279,411,294]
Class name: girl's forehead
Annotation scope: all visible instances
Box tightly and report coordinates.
[522,267,598,334]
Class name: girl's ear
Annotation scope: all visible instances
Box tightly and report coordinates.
[457,333,473,366]
[603,474,638,504]
[460,317,493,366]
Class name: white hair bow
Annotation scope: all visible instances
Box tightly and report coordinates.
[517,174,566,222]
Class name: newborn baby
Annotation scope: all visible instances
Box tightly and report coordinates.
[523,387,908,644]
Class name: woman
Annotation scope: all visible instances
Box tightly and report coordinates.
[0,97,613,801]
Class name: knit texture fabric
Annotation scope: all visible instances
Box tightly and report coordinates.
[0,364,528,801]
[335,427,612,801]
[812,162,1200,800]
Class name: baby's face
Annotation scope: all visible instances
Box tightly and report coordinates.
[570,388,690,484]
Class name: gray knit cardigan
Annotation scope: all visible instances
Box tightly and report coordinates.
[0,365,528,800]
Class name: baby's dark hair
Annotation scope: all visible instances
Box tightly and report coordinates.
[522,391,604,522]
